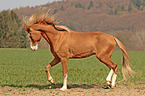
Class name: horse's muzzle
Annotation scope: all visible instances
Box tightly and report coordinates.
[31,44,38,51]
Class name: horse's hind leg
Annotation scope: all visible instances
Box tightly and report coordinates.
[96,45,118,88]
[97,56,118,88]
[45,58,60,85]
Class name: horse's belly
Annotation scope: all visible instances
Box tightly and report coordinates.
[70,51,95,58]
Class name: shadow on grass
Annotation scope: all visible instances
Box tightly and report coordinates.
[1,83,104,90]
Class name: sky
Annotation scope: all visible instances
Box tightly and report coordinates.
[0,0,60,11]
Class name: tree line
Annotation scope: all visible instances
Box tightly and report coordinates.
[0,10,29,48]
[52,0,145,15]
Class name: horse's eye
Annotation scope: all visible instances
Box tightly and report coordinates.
[30,36,33,39]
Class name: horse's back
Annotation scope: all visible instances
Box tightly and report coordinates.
[68,31,115,45]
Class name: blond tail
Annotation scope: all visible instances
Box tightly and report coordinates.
[114,38,135,80]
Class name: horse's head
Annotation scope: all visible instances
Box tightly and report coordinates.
[23,9,70,51]
[23,9,57,51]
[27,27,42,51]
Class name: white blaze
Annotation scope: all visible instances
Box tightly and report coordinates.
[31,44,38,51]
[30,40,38,51]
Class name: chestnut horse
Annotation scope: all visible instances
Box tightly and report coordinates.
[23,10,135,91]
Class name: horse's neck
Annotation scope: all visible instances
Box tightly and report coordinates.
[41,25,60,47]
[40,24,70,52]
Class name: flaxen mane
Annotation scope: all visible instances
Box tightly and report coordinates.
[23,9,70,32]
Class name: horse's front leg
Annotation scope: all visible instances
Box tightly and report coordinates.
[60,58,68,91]
[45,58,60,85]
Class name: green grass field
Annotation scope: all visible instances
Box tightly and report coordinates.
[0,48,145,88]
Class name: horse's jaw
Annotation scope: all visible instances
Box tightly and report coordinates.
[31,44,38,51]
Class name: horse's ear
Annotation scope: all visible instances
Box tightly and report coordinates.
[26,27,30,32]
[23,25,30,32]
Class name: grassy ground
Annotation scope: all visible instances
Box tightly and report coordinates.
[0,48,145,89]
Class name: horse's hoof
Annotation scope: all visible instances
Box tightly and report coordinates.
[111,85,115,88]
[50,81,56,85]
[104,85,111,89]
[48,78,56,85]
[60,87,67,91]
[51,82,56,85]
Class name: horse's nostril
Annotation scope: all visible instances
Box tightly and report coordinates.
[31,44,38,51]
